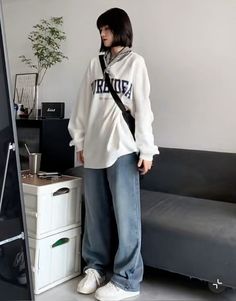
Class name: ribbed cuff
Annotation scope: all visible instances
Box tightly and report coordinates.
[69,140,84,152]
[139,153,153,161]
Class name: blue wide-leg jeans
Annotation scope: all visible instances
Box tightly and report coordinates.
[82,153,143,291]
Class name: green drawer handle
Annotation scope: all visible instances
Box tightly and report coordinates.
[52,238,69,248]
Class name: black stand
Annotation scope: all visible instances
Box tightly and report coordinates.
[0,142,15,213]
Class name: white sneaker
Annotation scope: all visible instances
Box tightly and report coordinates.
[95,281,140,301]
[77,268,105,294]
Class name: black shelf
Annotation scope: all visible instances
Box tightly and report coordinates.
[16,118,74,172]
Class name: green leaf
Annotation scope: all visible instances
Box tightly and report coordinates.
[19,16,68,84]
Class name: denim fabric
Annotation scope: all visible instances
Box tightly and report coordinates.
[82,153,143,291]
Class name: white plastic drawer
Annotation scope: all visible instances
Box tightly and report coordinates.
[29,227,81,294]
[23,177,82,238]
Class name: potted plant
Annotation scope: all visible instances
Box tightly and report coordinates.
[19,16,68,116]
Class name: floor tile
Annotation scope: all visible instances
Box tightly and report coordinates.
[35,268,236,301]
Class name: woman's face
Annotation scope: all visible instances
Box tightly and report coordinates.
[100,25,114,48]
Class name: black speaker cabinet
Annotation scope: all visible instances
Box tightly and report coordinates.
[41,102,65,119]
[16,118,74,172]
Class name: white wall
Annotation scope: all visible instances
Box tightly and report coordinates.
[2,0,236,153]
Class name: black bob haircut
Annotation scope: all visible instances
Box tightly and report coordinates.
[97,8,133,52]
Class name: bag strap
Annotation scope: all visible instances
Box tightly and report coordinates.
[99,55,127,113]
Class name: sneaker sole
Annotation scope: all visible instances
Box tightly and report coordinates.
[95,291,140,301]
[77,278,106,295]
[77,287,96,294]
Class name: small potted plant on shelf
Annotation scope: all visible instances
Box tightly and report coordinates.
[19,16,68,117]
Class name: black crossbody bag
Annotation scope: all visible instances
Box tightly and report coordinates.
[99,55,135,139]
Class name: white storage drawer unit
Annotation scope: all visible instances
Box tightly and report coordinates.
[21,174,82,294]
[29,227,81,294]
[22,175,82,239]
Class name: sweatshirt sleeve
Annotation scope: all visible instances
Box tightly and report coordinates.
[133,56,159,161]
[68,62,92,151]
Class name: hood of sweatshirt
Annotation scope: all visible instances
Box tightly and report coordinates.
[103,47,132,73]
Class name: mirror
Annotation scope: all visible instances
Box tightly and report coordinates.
[0,3,34,300]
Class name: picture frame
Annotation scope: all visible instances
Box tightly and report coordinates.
[13,72,38,116]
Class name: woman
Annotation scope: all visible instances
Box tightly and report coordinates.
[68,7,159,301]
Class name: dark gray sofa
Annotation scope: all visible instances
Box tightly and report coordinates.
[65,147,236,292]
[140,147,236,292]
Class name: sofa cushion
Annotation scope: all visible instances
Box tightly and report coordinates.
[141,189,236,287]
[141,190,236,240]
[140,148,236,203]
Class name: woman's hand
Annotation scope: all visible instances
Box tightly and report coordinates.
[137,158,152,175]
[77,150,84,164]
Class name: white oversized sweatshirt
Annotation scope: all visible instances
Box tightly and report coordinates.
[68,50,159,169]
